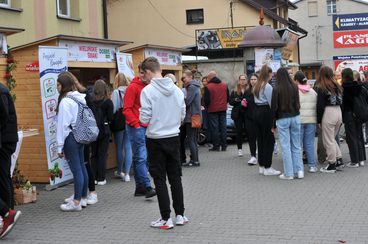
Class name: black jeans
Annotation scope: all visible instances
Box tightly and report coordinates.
[0,143,16,209]
[179,124,187,163]
[245,118,257,157]
[186,123,199,162]
[91,136,110,181]
[345,119,366,164]
[234,115,246,150]
[208,111,227,149]
[146,136,184,220]
[84,144,95,192]
[0,198,9,217]
[254,105,274,168]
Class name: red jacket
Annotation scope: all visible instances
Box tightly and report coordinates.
[123,77,147,128]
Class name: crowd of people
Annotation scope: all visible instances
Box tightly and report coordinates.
[1,56,368,237]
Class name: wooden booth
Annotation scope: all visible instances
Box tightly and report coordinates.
[123,44,189,85]
[11,35,131,183]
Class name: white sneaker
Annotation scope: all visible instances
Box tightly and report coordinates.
[94,180,98,185]
[114,171,125,179]
[238,149,243,157]
[87,193,98,205]
[97,180,107,185]
[64,195,74,203]
[279,174,294,180]
[347,162,359,168]
[308,166,318,173]
[263,167,281,176]
[124,174,131,182]
[150,218,174,229]
[259,166,265,175]
[248,157,257,165]
[360,161,365,167]
[60,201,82,212]
[81,198,87,208]
[297,170,304,179]
[175,215,189,225]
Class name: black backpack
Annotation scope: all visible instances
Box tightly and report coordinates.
[110,91,126,132]
[353,85,368,123]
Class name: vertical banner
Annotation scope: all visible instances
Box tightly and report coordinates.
[39,46,72,187]
[116,52,135,79]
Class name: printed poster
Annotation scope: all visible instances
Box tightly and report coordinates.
[255,48,277,72]
[116,52,135,79]
[39,46,73,186]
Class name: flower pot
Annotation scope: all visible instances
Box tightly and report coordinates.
[14,186,37,205]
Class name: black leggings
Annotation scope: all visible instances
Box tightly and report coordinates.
[84,145,95,192]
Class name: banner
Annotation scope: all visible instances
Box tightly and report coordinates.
[281,30,299,60]
[333,13,368,31]
[144,48,182,66]
[254,48,281,72]
[116,52,135,79]
[196,27,247,50]
[333,55,368,76]
[333,30,368,48]
[39,46,73,187]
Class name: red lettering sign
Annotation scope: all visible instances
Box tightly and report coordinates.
[25,61,39,72]
[333,30,368,48]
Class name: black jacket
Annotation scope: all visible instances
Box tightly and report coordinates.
[92,98,114,139]
[271,84,300,121]
[316,86,343,124]
[342,81,363,123]
[229,89,255,121]
[0,83,18,146]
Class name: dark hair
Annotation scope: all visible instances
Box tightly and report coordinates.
[141,57,161,73]
[57,71,76,112]
[253,65,272,98]
[342,68,354,84]
[317,66,342,95]
[294,71,308,85]
[93,79,108,101]
[275,67,299,112]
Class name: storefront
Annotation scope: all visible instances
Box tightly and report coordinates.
[11,35,131,183]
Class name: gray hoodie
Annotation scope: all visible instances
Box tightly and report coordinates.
[140,77,186,139]
[184,79,202,123]
[111,86,127,113]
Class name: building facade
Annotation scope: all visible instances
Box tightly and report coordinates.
[0,0,105,47]
[289,0,368,79]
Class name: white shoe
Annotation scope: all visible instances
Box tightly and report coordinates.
[297,170,304,179]
[114,171,125,179]
[248,157,257,165]
[97,180,107,185]
[87,193,98,205]
[347,162,359,168]
[81,198,87,208]
[308,166,318,173]
[60,201,82,212]
[238,149,243,157]
[94,180,98,185]
[259,166,265,175]
[175,215,189,225]
[279,174,294,180]
[263,167,281,176]
[360,161,365,167]
[64,195,74,203]
[124,174,131,182]
[150,218,174,229]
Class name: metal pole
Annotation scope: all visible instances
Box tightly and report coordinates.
[230,1,234,28]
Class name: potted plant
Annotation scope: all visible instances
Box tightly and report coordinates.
[12,167,37,205]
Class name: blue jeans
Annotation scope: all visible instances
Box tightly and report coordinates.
[126,125,151,189]
[114,130,133,175]
[300,123,317,168]
[276,116,303,177]
[208,111,227,149]
[64,133,88,200]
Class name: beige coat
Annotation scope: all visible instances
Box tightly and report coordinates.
[299,89,317,124]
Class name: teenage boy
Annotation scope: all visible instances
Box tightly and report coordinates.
[139,57,188,229]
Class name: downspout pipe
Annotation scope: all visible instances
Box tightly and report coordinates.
[102,0,108,39]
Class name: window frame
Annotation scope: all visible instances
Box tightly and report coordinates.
[326,0,336,15]
[0,0,11,8]
[307,1,318,17]
[57,0,71,18]
[186,9,204,25]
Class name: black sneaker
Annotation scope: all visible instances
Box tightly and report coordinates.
[320,163,336,173]
[192,162,200,167]
[221,146,227,151]
[209,147,220,152]
[182,161,194,167]
[134,187,147,197]
[336,158,345,170]
[145,187,157,198]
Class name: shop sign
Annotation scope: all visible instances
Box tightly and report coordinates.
[59,40,117,62]
[144,48,182,66]
[333,30,368,48]
[333,13,368,31]
[39,46,73,187]
[333,55,368,74]
[281,30,299,60]
[25,61,39,72]
[196,27,247,50]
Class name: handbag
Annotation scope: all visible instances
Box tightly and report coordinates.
[191,114,201,128]
[110,91,126,132]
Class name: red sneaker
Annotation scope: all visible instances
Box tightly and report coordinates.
[0,210,21,239]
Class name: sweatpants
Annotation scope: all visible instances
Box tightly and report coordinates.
[345,119,366,164]
[254,105,274,168]
[321,106,342,163]
[146,136,184,220]
[91,136,110,181]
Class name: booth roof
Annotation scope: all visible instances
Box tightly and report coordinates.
[11,34,133,51]
[122,44,190,53]
[0,26,24,36]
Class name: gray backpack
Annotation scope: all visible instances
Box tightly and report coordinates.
[66,95,99,144]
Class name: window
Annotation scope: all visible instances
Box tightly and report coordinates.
[186,9,204,24]
[0,0,10,8]
[326,0,336,15]
[308,1,318,17]
[57,0,70,17]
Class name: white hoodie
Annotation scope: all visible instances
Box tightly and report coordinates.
[56,91,86,153]
[140,77,186,139]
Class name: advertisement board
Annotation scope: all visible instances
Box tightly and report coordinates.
[196,27,247,50]
[39,46,73,187]
[333,30,368,48]
[333,13,368,31]
[333,55,368,75]
[144,48,182,66]
[116,52,135,79]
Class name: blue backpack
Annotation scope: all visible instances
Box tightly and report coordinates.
[66,95,99,144]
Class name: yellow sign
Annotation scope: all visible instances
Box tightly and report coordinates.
[335,17,340,29]
[196,27,247,50]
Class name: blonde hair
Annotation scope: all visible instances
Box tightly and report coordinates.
[114,73,131,89]
[164,73,177,84]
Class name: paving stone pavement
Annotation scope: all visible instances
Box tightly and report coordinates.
[3,141,368,244]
